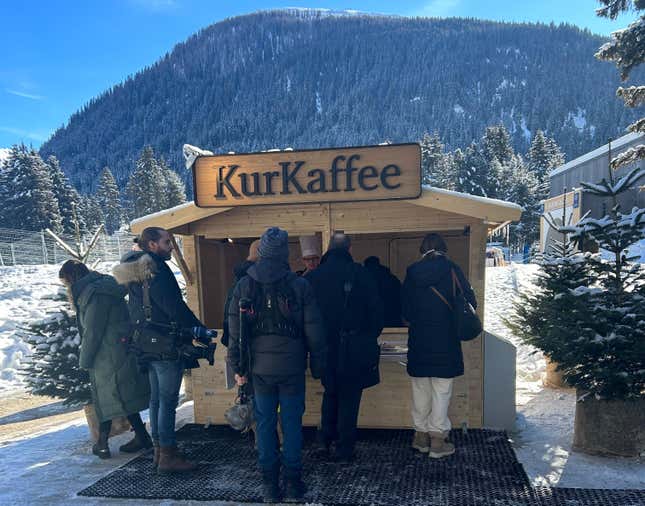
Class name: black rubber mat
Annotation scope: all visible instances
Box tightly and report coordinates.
[535,487,645,506]
[78,424,643,505]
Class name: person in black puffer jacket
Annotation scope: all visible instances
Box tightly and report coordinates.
[227,227,327,503]
[306,233,384,462]
[402,233,477,460]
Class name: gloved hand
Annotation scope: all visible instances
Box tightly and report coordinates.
[191,327,217,342]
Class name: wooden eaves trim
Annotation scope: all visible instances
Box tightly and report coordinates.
[130,202,231,234]
[129,187,522,234]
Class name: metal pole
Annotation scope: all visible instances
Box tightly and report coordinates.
[10,243,16,265]
[41,231,49,264]
[0,251,4,267]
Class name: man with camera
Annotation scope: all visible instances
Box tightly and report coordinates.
[227,227,327,503]
[305,232,384,462]
[114,226,215,475]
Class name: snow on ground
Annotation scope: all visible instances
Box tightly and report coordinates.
[0,402,199,506]
[0,265,64,395]
[0,263,641,505]
[0,261,177,396]
[486,263,645,490]
[485,262,544,404]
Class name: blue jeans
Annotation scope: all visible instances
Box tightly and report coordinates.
[148,359,184,447]
[253,376,305,473]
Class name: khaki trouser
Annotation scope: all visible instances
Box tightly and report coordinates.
[410,377,454,433]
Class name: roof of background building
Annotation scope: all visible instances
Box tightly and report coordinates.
[549,131,643,178]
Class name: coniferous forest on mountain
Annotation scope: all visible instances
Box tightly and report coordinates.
[38,11,642,194]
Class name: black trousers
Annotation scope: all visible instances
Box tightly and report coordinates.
[320,385,363,457]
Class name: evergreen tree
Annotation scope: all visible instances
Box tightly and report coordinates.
[46,155,84,235]
[420,132,454,187]
[20,289,91,405]
[499,155,542,246]
[126,146,167,219]
[557,164,645,399]
[596,0,645,168]
[481,125,514,165]
[528,130,565,183]
[95,167,123,234]
[506,205,597,388]
[462,142,490,197]
[79,195,105,233]
[0,144,62,233]
[159,158,187,209]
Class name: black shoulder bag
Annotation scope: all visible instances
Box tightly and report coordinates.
[130,280,178,357]
[430,270,482,342]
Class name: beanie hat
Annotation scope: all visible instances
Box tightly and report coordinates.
[247,239,261,261]
[258,227,289,261]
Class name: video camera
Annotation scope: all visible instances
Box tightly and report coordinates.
[177,326,217,366]
[142,322,218,366]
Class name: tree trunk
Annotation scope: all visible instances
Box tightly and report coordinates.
[573,390,645,457]
[83,404,131,442]
[543,356,566,388]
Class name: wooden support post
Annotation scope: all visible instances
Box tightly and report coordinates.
[321,203,332,254]
[169,233,194,285]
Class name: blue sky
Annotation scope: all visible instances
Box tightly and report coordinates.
[0,0,634,148]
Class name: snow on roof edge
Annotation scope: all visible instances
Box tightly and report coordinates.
[549,132,644,178]
[130,201,197,228]
[422,185,523,212]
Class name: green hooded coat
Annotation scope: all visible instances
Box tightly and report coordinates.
[72,271,150,422]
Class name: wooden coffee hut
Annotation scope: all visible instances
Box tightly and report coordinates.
[130,143,521,431]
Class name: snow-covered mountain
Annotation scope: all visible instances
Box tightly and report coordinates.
[40,10,640,192]
[0,148,10,166]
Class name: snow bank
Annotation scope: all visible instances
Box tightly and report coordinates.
[0,262,130,396]
[0,265,64,395]
[485,262,545,403]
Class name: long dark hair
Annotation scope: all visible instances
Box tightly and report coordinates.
[59,260,90,287]
[420,233,448,256]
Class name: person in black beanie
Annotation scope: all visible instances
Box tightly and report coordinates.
[227,226,327,503]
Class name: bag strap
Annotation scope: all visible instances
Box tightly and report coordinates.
[430,286,453,311]
[451,269,464,296]
[142,280,153,322]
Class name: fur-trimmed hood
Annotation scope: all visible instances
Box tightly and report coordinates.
[113,251,158,285]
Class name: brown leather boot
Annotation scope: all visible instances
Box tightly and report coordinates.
[157,446,197,475]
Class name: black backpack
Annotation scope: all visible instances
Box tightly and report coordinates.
[247,276,300,340]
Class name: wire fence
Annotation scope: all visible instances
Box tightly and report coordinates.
[0,227,137,266]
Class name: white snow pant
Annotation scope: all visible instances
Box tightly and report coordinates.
[410,376,454,434]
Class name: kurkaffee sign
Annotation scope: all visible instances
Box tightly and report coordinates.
[192,143,421,207]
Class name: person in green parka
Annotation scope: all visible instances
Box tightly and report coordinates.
[59,259,152,459]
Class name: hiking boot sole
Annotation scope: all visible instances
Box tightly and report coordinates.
[428,448,455,459]
[412,443,429,453]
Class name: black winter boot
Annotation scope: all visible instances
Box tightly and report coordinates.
[283,469,306,503]
[261,467,281,503]
[120,413,153,453]
[92,421,111,459]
